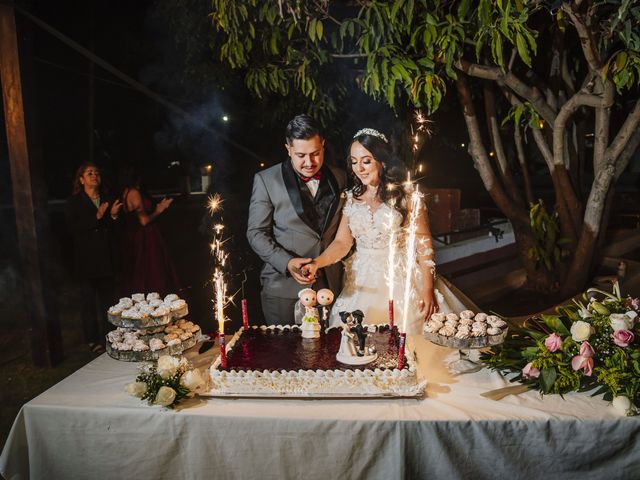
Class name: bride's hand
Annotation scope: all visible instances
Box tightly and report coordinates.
[419,289,438,321]
[287,258,314,285]
[301,261,319,281]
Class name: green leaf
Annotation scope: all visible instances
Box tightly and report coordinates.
[391,0,404,21]
[387,81,396,107]
[516,32,531,67]
[540,367,557,393]
[457,0,472,19]
[309,18,317,42]
[540,314,570,335]
[316,20,323,41]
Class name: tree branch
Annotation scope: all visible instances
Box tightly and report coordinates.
[456,58,558,124]
[456,75,528,224]
[605,97,640,165]
[614,126,640,180]
[553,87,614,168]
[561,2,601,72]
[330,53,368,58]
[483,82,524,206]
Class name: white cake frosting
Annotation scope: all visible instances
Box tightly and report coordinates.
[207,325,426,397]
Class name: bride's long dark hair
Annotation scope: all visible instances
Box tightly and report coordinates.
[348,131,407,224]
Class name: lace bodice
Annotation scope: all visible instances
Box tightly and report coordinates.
[343,191,402,250]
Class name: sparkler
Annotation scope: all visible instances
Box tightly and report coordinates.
[387,199,397,329]
[398,181,423,370]
[209,199,230,369]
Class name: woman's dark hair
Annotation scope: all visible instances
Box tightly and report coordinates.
[285,114,323,144]
[72,162,101,195]
[348,132,407,224]
[118,164,141,191]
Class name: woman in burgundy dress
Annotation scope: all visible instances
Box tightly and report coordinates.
[119,167,180,296]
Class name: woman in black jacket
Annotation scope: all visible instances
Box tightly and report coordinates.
[66,162,122,353]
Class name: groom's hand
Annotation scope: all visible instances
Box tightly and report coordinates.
[288,258,314,285]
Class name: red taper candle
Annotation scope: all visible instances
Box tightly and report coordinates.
[242,298,249,329]
[219,334,227,369]
[388,299,395,329]
[397,332,406,370]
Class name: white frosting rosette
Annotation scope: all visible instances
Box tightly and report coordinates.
[474,313,488,322]
[460,310,475,319]
[445,313,460,322]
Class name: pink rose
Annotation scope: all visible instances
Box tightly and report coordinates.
[522,362,540,379]
[579,341,595,358]
[612,330,635,348]
[544,333,563,352]
[571,355,594,376]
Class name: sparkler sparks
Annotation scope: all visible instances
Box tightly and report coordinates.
[207,193,223,215]
[207,193,233,368]
[401,184,423,334]
[411,109,434,173]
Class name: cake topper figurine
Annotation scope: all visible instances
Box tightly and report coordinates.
[316,288,334,331]
[298,288,321,339]
[336,310,378,365]
[350,310,367,355]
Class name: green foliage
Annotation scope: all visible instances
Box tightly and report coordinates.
[207,0,545,116]
[203,1,640,137]
[527,201,570,275]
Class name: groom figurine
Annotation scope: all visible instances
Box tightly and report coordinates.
[247,114,346,325]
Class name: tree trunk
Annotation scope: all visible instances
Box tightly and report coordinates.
[561,165,615,296]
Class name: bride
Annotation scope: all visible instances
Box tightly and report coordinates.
[303,128,474,334]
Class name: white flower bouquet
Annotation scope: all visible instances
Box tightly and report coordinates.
[125,355,207,408]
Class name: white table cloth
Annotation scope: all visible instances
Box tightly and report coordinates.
[2,337,639,480]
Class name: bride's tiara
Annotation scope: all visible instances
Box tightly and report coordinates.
[353,128,388,144]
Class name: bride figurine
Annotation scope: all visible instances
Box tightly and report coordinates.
[298,288,321,339]
[301,128,476,334]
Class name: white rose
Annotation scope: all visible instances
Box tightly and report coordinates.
[610,313,634,332]
[612,396,632,416]
[570,320,593,342]
[157,355,180,379]
[626,310,638,321]
[124,381,147,398]
[180,369,206,395]
[155,386,177,407]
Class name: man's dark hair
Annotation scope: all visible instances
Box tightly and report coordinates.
[285,114,322,144]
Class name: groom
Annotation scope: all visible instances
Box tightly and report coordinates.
[247,114,346,325]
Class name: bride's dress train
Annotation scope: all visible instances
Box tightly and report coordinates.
[329,192,477,334]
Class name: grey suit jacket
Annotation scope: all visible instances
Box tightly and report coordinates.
[247,161,346,299]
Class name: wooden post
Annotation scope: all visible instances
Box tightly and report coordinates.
[0,5,63,366]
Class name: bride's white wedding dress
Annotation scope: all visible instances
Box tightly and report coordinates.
[329,191,476,334]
